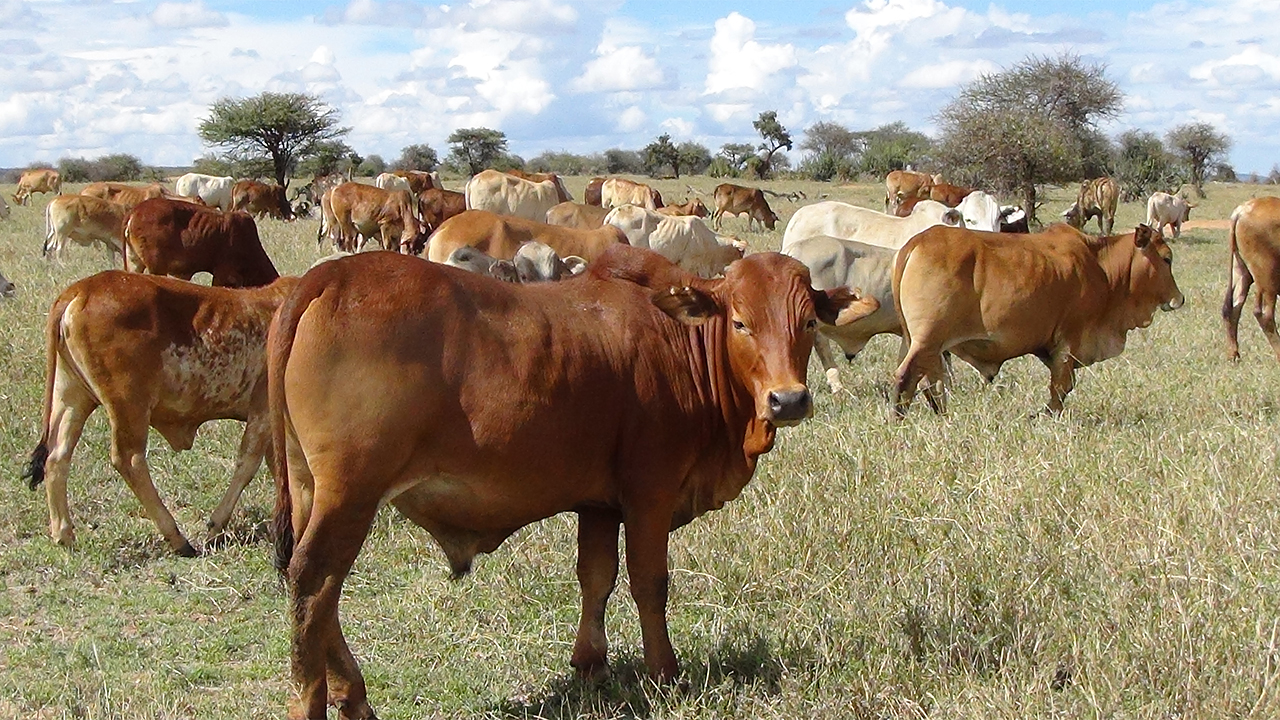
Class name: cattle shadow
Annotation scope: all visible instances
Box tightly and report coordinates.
[485,634,812,719]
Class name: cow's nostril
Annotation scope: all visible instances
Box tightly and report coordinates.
[767,389,812,423]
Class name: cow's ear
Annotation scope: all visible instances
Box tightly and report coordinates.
[814,286,880,327]
[942,209,962,226]
[652,285,720,325]
[1134,224,1155,248]
[563,256,588,275]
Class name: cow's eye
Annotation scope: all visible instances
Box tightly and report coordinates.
[1163,256,1173,266]
[732,319,750,334]
[805,318,818,331]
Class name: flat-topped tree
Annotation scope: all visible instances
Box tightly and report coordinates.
[199,92,348,189]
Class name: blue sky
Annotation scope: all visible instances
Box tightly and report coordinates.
[0,0,1276,175]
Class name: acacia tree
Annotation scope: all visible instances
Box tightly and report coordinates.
[936,54,1122,226]
[643,134,681,177]
[394,143,439,172]
[1166,122,1231,197]
[199,92,348,188]
[753,110,792,179]
[447,128,507,175]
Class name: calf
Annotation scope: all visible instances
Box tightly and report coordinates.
[1224,197,1280,362]
[44,194,129,261]
[13,168,61,205]
[23,272,297,554]
[657,198,710,218]
[125,197,279,287]
[712,183,778,231]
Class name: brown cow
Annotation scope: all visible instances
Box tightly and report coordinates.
[711,183,778,231]
[427,209,625,264]
[929,182,975,207]
[124,197,279,288]
[13,168,61,205]
[417,186,467,235]
[884,170,932,214]
[546,201,609,229]
[891,223,1184,416]
[391,169,438,194]
[232,180,293,220]
[1223,196,1280,362]
[43,194,129,260]
[82,181,170,212]
[602,177,664,211]
[584,176,605,206]
[321,182,426,253]
[1063,177,1120,236]
[266,245,876,718]
[657,198,710,218]
[23,271,297,555]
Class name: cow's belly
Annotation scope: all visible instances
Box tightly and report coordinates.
[154,341,260,421]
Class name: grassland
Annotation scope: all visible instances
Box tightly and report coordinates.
[1,177,1279,719]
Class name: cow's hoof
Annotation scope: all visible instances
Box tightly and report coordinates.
[174,541,200,558]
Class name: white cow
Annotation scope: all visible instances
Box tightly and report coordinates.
[781,200,963,253]
[784,235,900,393]
[375,173,412,192]
[174,173,236,211]
[465,169,562,222]
[604,204,744,277]
[1146,191,1192,238]
[954,191,1002,232]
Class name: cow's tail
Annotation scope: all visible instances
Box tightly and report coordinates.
[42,201,54,257]
[23,291,71,490]
[269,274,325,578]
[892,240,917,352]
[1223,205,1245,323]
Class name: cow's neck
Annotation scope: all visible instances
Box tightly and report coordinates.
[1079,234,1142,363]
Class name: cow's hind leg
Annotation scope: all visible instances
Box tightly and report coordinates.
[1224,257,1253,361]
[893,344,946,418]
[571,508,621,679]
[106,406,197,556]
[287,492,380,720]
[41,375,98,547]
[1253,284,1280,364]
[207,410,270,542]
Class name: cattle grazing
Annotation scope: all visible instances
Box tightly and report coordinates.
[266,246,876,718]
[784,235,900,393]
[584,176,605,206]
[504,169,572,202]
[465,169,566,221]
[124,198,279,288]
[929,182,975,207]
[1146,191,1194,239]
[602,177,664,211]
[604,204,744,277]
[321,182,426,253]
[44,195,129,261]
[82,181,170,212]
[657,198,710,218]
[13,168,62,205]
[0,269,14,298]
[427,209,626,264]
[418,187,467,234]
[781,200,963,254]
[891,223,1183,416]
[446,241,586,282]
[175,173,236,211]
[1223,196,1280,362]
[232,180,293,221]
[1063,177,1120,236]
[712,183,778,232]
[22,271,297,555]
[884,170,932,214]
[546,201,609,229]
[998,206,1030,234]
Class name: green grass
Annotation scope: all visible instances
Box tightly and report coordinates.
[2,179,1280,718]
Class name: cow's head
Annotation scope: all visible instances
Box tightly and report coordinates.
[653,253,878,427]
[1128,224,1185,320]
[1062,203,1083,229]
[650,188,665,209]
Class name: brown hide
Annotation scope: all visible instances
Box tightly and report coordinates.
[124,197,279,287]
[426,209,626,263]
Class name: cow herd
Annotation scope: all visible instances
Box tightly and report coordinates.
[3,164,1280,718]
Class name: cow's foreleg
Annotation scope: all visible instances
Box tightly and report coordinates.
[571,508,621,679]
[206,410,269,542]
[623,510,678,681]
[812,335,843,394]
[108,412,197,556]
[1046,351,1077,414]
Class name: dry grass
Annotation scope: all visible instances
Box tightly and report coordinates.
[1,178,1280,719]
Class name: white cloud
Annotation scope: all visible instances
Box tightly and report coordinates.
[617,106,645,132]
[572,44,666,93]
[704,13,796,96]
[661,117,695,137]
[1190,47,1280,86]
[151,1,227,29]
[899,59,997,89]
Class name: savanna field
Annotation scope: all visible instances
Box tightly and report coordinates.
[2,176,1280,719]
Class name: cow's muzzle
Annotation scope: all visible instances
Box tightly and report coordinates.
[766,387,812,426]
[1161,291,1186,312]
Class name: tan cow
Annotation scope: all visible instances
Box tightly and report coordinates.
[884,170,933,214]
[546,201,609,229]
[504,169,572,202]
[929,182,975,207]
[892,223,1184,416]
[322,182,426,253]
[231,180,292,220]
[82,181,169,212]
[23,271,297,554]
[465,169,565,221]
[657,198,710,218]
[602,177,664,211]
[13,168,62,205]
[711,183,778,231]
[266,246,874,718]
[1063,177,1120,236]
[1224,196,1280,362]
[43,194,129,260]
[427,209,626,264]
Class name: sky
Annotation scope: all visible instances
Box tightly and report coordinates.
[1,0,1277,174]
